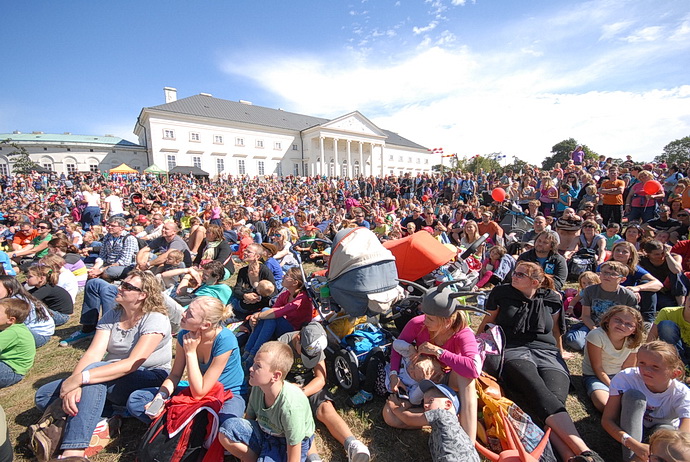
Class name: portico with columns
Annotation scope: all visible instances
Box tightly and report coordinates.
[302,112,389,177]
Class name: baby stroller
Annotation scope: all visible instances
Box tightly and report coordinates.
[384,230,488,332]
[292,228,402,392]
[499,202,535,243]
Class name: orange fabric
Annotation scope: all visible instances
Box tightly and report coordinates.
[682,188,690,208]
[383,232,455,281]
[478,221,503,238]
[601,179,625,205]
[12,229,37,247]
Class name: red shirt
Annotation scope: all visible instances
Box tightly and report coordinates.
[671,240,690,272]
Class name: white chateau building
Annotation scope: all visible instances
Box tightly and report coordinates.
[134,87,437,177]
[0,132,146,175]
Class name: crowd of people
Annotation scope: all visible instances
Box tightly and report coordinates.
[1,151,690,462]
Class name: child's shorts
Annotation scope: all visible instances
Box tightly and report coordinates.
[219,417,313,462]
[582,374,614,396]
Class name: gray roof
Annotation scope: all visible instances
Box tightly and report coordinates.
[147,95,426,150]
[0,133,142,147]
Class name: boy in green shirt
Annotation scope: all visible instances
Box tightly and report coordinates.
[0,298,36,388]
[219,341,315,462]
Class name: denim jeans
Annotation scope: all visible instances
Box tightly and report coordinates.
[35,362,168,450]
[244,312,295,358]
[657,320,690,366]
[81,278,118,327]
[31,330,51,348]
[563,322,590,351]
[49,309,71,327]
[81,206,101,231]
[0,360,24,389]
[103,265,131,281]
[219,417,313,462]
[127,386,246,425]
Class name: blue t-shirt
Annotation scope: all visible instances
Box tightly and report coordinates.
[177,327,245,395]
[556,192,570,212]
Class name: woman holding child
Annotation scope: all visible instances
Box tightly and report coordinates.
[478,261,605,462]
[33,271,171,460]
[382,297,481,443]
[231,243,276,319]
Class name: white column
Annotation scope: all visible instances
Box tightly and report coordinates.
[359,142,364,176]
[333,138,339,177]
[319,137,325,176]
[379,144,384,176]
[346,140,352,177]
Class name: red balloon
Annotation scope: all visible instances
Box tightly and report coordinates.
[643,180,662,195]
[491,188,506,202]
[422,195,429,202]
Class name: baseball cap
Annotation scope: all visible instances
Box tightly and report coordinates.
[419,380,460,414]
[282,217,292,224]
[300,322,327,369]
[137,215,148,223]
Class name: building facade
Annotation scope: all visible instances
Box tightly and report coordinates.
[134,87,437,177]
[0,132,146,175]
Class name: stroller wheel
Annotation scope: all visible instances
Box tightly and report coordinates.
[333,349,360,392]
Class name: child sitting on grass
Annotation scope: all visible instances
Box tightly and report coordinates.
[648,429,690,462]
[582,305,645,412]
[602,223,623,251]
[566,271,601,319]
[647,295,690,379]
[602,341,690,462]
[219,341,315,462]
[0,298,36,389]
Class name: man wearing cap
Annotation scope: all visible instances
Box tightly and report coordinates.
[278,322,371,462]
[388,380,480,462]
[477,211,504,246]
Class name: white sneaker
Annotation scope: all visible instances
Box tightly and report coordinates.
[347,439,371,462]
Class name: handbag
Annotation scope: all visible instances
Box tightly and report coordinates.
[29,399,67,462]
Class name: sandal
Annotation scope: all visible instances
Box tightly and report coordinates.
[569,450,605,462]
[348,390,373,407]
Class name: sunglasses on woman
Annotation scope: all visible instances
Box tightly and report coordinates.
[120,281,143,292]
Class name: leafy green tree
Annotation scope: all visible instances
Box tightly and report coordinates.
[542,138,598,170]
[655,136,690,166]
[502,156,532,175]
[0,138,40,173]
[455,155,501,174]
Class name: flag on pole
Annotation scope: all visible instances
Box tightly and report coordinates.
[428,147,444,154]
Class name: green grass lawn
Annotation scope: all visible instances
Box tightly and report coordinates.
[0,275,621,462]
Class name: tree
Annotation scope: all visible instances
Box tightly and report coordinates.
[655,136,690,166]
[455,155,501,175]
[502,156,532,175]
[542,138,598,171]
[0,138,40,173]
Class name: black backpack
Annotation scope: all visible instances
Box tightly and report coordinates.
[136,409,210,462]
[567,248,597,282]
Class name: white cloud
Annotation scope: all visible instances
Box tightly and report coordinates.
[451,0,467,5]
[600,21,633,41]
[413,21,438,35]
[623,25,663,42]
[669,19,690,41]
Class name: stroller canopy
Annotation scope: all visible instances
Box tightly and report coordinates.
[383,231,456,281]
[327,228,401,317]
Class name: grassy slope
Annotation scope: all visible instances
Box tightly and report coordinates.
[1,276,619,462]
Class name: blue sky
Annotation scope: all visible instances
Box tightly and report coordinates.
[2,0,689,165]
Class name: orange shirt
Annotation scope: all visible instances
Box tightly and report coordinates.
[601,179,625,206]
[12,229,37,248]
[477,221,503,239]
[683,188,690,209]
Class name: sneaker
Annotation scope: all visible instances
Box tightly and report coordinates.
[59,330,95,347]
[348,390,373,407]
[346,439,371,462]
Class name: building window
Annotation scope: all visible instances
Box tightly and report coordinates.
[292,144,298,151]
[216,158,225,174]
[256,140,263,148]
[66,148,71,152]
[276,163,283,177]
[163,129,175,140]
[214,135,224,144]
[293,163,300,176]
[425,159,429,164]
[353,161,360,176]
[167,154,176,171]
[235,137,244,146]
[90,149,94,152]
[398,156,403,162]
[42,163,53,171]
[193,156,202,169]
[66,163,77,174]
[274,142,281,150]
[238,159,246,175]
[190,132,200,142]
[257,161,265,176]
[0,164,8,176]
[89,164,99,172]
[408,157,412,163]
[389,155,394,161]
[44,147,47,151]
[416,158,420,164]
